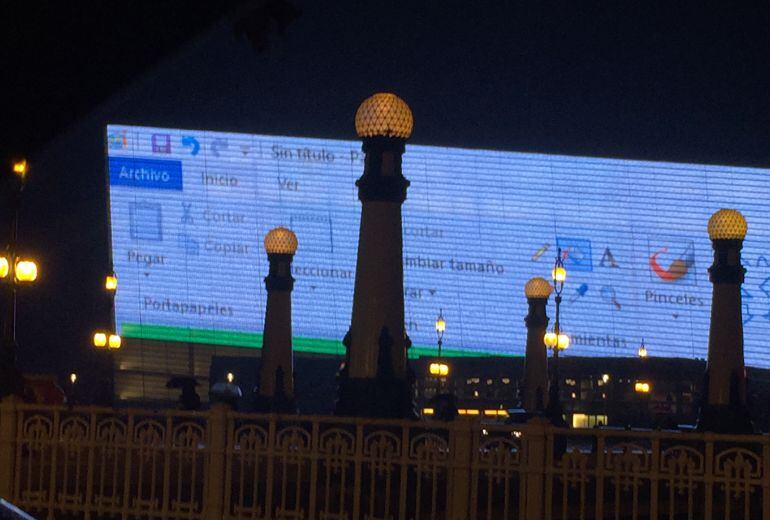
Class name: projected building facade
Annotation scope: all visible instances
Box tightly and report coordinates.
[106,124,770,401]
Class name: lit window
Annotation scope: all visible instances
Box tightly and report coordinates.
[572,413,608,428]
[572,413,589,428]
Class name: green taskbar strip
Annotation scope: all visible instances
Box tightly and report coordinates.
[120,323,506,358]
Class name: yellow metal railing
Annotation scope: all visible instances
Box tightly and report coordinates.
[1,398,769,519]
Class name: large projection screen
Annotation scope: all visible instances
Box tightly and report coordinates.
[107,125,770,366]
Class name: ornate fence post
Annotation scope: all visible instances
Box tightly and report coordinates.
[204,402,229,519]
[0,396,18,499]
[448,417,473,519]
[524,417,548,520]
[762,442,770,520]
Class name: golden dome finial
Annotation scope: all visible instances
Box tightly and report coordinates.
[708,209,747,240]
[264,227,298,254]
[525,277,553,298]
[355,93,413,139]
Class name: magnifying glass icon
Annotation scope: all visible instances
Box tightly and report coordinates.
[600,285,621,310]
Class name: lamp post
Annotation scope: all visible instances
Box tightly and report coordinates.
[0,159,39,398]
[697,208,754,433]
[435,309,445,357]
[336,93,415,418]
[92,272,121,351]
[256,226,298,413]
[91,271,120,405]
[522,277,552,413]
[68,372,77,404]
[429,309,449,393]
[543,248,568,427]
[427,309,456,420]
[637,339,648,359]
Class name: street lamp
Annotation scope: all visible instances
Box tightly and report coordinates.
[637,339,648,358]
[435,309,445,357]
[105,272,118,292]
[0,158,40,398]
[108,334,121,349]
[92,332,121,350]
[427,308,456,420]
[0,257,37,283]
[93,272,121,349]
[13,259,37,282]
[12,160,28,179]
[544,247,568,427]
[430,309,449,389]
[67,372,78,405]
[429,362,449,377]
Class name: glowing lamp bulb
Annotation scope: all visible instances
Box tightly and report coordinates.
[707,208,747,240]
[435,316,446,334]
[14,260,37,282]
[108,334,122,349]
[429,362,440,376]
[552,266,567,283]
[226,372,235,384]
[557,333,570,350]
[602,374,610,384]
[93,332,107,348]
[0,257,8,279]
[544,332,558,348]
[105,274,118,291]
[638,345,648,358]
[439,363,449,377]
[635,382,651,393]
[12,159,28,178]
[69,373,77,384]
[264,227,298,255]
[355,93,413,139]
[524,277,552,298]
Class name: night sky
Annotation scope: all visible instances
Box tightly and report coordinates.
[3,1,770,383]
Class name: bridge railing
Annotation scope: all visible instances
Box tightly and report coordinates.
[0,398,768,519]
